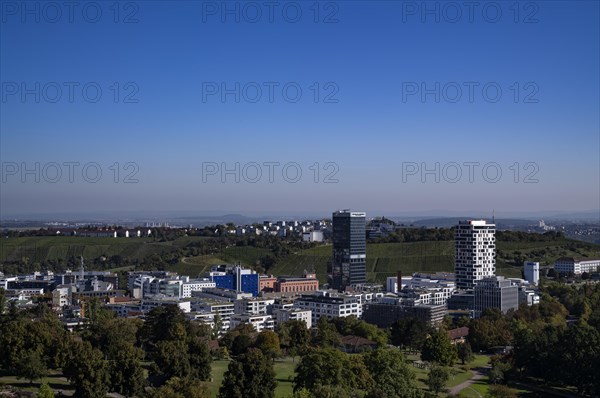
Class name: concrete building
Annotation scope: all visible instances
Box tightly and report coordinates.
[229,313,275,332]
[303,230,324,242]
[182,279,216,298]
[474,276,518,318]
[554,257,600,275]
[330,210,367,290]
[362,298,447,327]
[455,220,496,289]
[294,291,362,325]
[524,261,540,285]
[273,308,312,328]
[234,298,275,315]
[447,291,474,311]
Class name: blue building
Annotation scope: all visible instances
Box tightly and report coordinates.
[210,265,259,297]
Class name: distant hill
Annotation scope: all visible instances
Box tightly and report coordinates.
[406,218,537,229]
[2,234,599,283]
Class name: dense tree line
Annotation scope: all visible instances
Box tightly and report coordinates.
[464,283,600,396]
[0,303,212,398]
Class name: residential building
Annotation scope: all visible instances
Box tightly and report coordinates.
[303,230,324,242]
[229,313,275,332]
[234,298,275,315]
[294,291,362,325]
[273,308,312,328]
[330,210,367,290]
[455,220,496,289]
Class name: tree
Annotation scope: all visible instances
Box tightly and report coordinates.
[277,319,310,358]
[154,340,191,379]
[311,316,340,348]
[363,348,422,398]
[254,330,282,360]
[148,377,210,398]
[62,340,110,398]
[37,381,55,398]
[218,348,277,398]
[231,333,253,356]
[15,349,47,384]
[486,384,517,398]
[188,336,212,381]
[426,366,450,396]
[108,342,146,397]
[390,317,429,350]
[421,331,458,366]
[457,342,474,365]
[294,347,369,394]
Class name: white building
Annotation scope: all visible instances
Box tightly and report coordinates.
[229,314,275,332]
[234,298,275,315]
[455,220,496,289]
[386,275,456,304]
[273,308,312,329]
[524,261,540,285]
[302,230,324,242]
[182,279,216,298]
[52,286,72,308]
[554,257,600,275]
[293,292,362,325]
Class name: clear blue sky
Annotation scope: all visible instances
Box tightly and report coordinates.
[1,1,599,218]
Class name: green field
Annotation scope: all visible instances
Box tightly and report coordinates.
[2,235,599,282]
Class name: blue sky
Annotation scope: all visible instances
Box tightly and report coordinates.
[1,0,599,218]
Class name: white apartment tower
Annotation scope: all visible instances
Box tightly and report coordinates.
[455,220,496,289]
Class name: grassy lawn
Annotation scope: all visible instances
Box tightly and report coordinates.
[0,372,73,395]
[207,357,297,398]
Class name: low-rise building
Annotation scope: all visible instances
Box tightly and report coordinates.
[555,257,600,275]
[362,297,447,327]
[229,313,275,332]
[273,308,312,328]
[294,292,362,325]
[234,298,275,315]
[182,279,216,298]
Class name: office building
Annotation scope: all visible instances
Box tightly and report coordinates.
[473,276,518,318]
[210,265,260,296]
[330,210,367,290]
[554,257,600,275]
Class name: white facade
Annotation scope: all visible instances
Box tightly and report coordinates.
[524,261,540,285]
[234,298,275,315]
[302,230,324,242]
[182,280,216,298]
[455,220,496,289]
[555,258,600,275]
[273,308,312,329]
[293,292,362,325]
[229,314,275,332]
